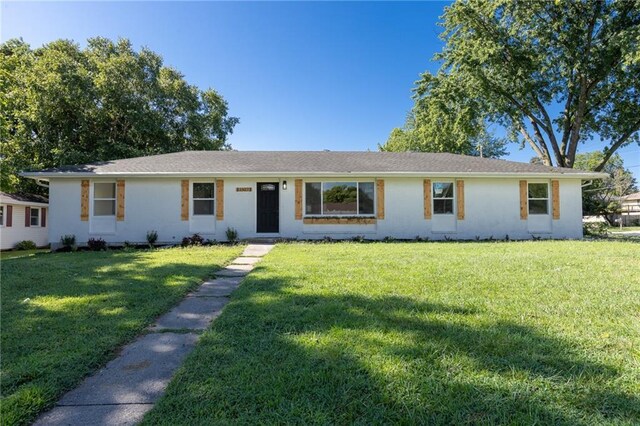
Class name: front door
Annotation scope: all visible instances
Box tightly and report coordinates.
[257,182,279,233]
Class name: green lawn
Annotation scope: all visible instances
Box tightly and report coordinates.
[0,245,243,426]
[609,226,640,232]
[0,248,50,260]
[144,241,640,425]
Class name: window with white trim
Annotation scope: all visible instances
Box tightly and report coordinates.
[305,182,375,216]
[0,205,4,226]
[30,207,40,226]
[528,183,549,215]
[94,183,116,216]
[433,182,454,215]
[192,182,215,215]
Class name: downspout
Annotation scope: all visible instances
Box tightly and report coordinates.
[581,180,593,188]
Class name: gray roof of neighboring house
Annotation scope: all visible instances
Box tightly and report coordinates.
[0,191,49,205]
[623,191,640,201]
[20,151,606,178]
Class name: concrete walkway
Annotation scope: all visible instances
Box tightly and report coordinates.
[34,243,274,426]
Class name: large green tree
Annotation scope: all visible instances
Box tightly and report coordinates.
[0,38,239,193]
[383,0,640,169]
[381,72,508,158]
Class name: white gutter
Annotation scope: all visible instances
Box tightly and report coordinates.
[21,171,608,180]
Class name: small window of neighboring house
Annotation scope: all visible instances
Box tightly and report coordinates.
[0,205,4,226]
[94,183,116,216]
[30,207,40,226]
[193,182,215,215]
[528,183,549,215]
[433,182,455,214]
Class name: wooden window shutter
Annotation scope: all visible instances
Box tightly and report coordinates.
[519,180,528,220]
[116,180,125,221]
[181,180,189,221]
[81,180,90,221]
[456,180,465,220]
[552,180,560,220]
[6,205,12,227]
[216,179,224,220]
[376,179,385,219]
[25,206,31,227]
[41,207,47,227]
[423,179,432,219]
[295,179,303,220]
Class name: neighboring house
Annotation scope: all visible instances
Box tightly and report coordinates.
[21,151,605,247]
[620,191,640,225]
[0,192,49,250]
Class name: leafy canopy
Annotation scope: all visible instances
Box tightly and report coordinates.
[0,38,239,193]
[383,0,640,170]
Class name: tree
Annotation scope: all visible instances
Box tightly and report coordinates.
[380,73,507,159]
[392,0,640,170]
[574,151,637,224]
[0,38,239,194]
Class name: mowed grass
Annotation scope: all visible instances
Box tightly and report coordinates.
[144,241,640,425]
[0,245,243,426]
[0,249,50,260]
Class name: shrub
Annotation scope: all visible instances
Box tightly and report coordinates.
[583,222,608,237]
[146,230,158,247]
[60,234,76,251]
[181,233,204,247]
[225,227,238,243]
[15,240,37,250]
[87,238,107,251]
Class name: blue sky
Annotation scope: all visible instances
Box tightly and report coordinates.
[2,1,638,178]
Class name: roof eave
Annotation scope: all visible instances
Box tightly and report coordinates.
[20,171,608,180]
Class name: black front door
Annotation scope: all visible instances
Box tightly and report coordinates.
[257,182,279,233]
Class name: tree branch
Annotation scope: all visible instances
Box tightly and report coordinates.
[533,97,564,166]
[594,119,640,172]
[517,123,549,164]
[566,2,601,167]
[529,119,553,165]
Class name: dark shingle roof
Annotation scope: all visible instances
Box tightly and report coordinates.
[0,191,48,205]
[21,151,603,177]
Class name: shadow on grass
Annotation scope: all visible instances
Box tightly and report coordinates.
[145,267,640,425]
[1,249,233,426]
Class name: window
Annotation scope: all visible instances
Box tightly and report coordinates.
[528,183,549,215]
[94,183,116,216]
[305,182,375,216]
[0,206,3,226]
[30,207,40,226]
[193,182,215,215]
[433,182,454,214]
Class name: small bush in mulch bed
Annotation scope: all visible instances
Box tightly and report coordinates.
[87,238,107,251]
[182,233,205,247]
[146,230,159,247]
[15,240,37,250]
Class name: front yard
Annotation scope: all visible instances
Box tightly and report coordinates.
[144,241,639,425]
[0,245,244,426]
